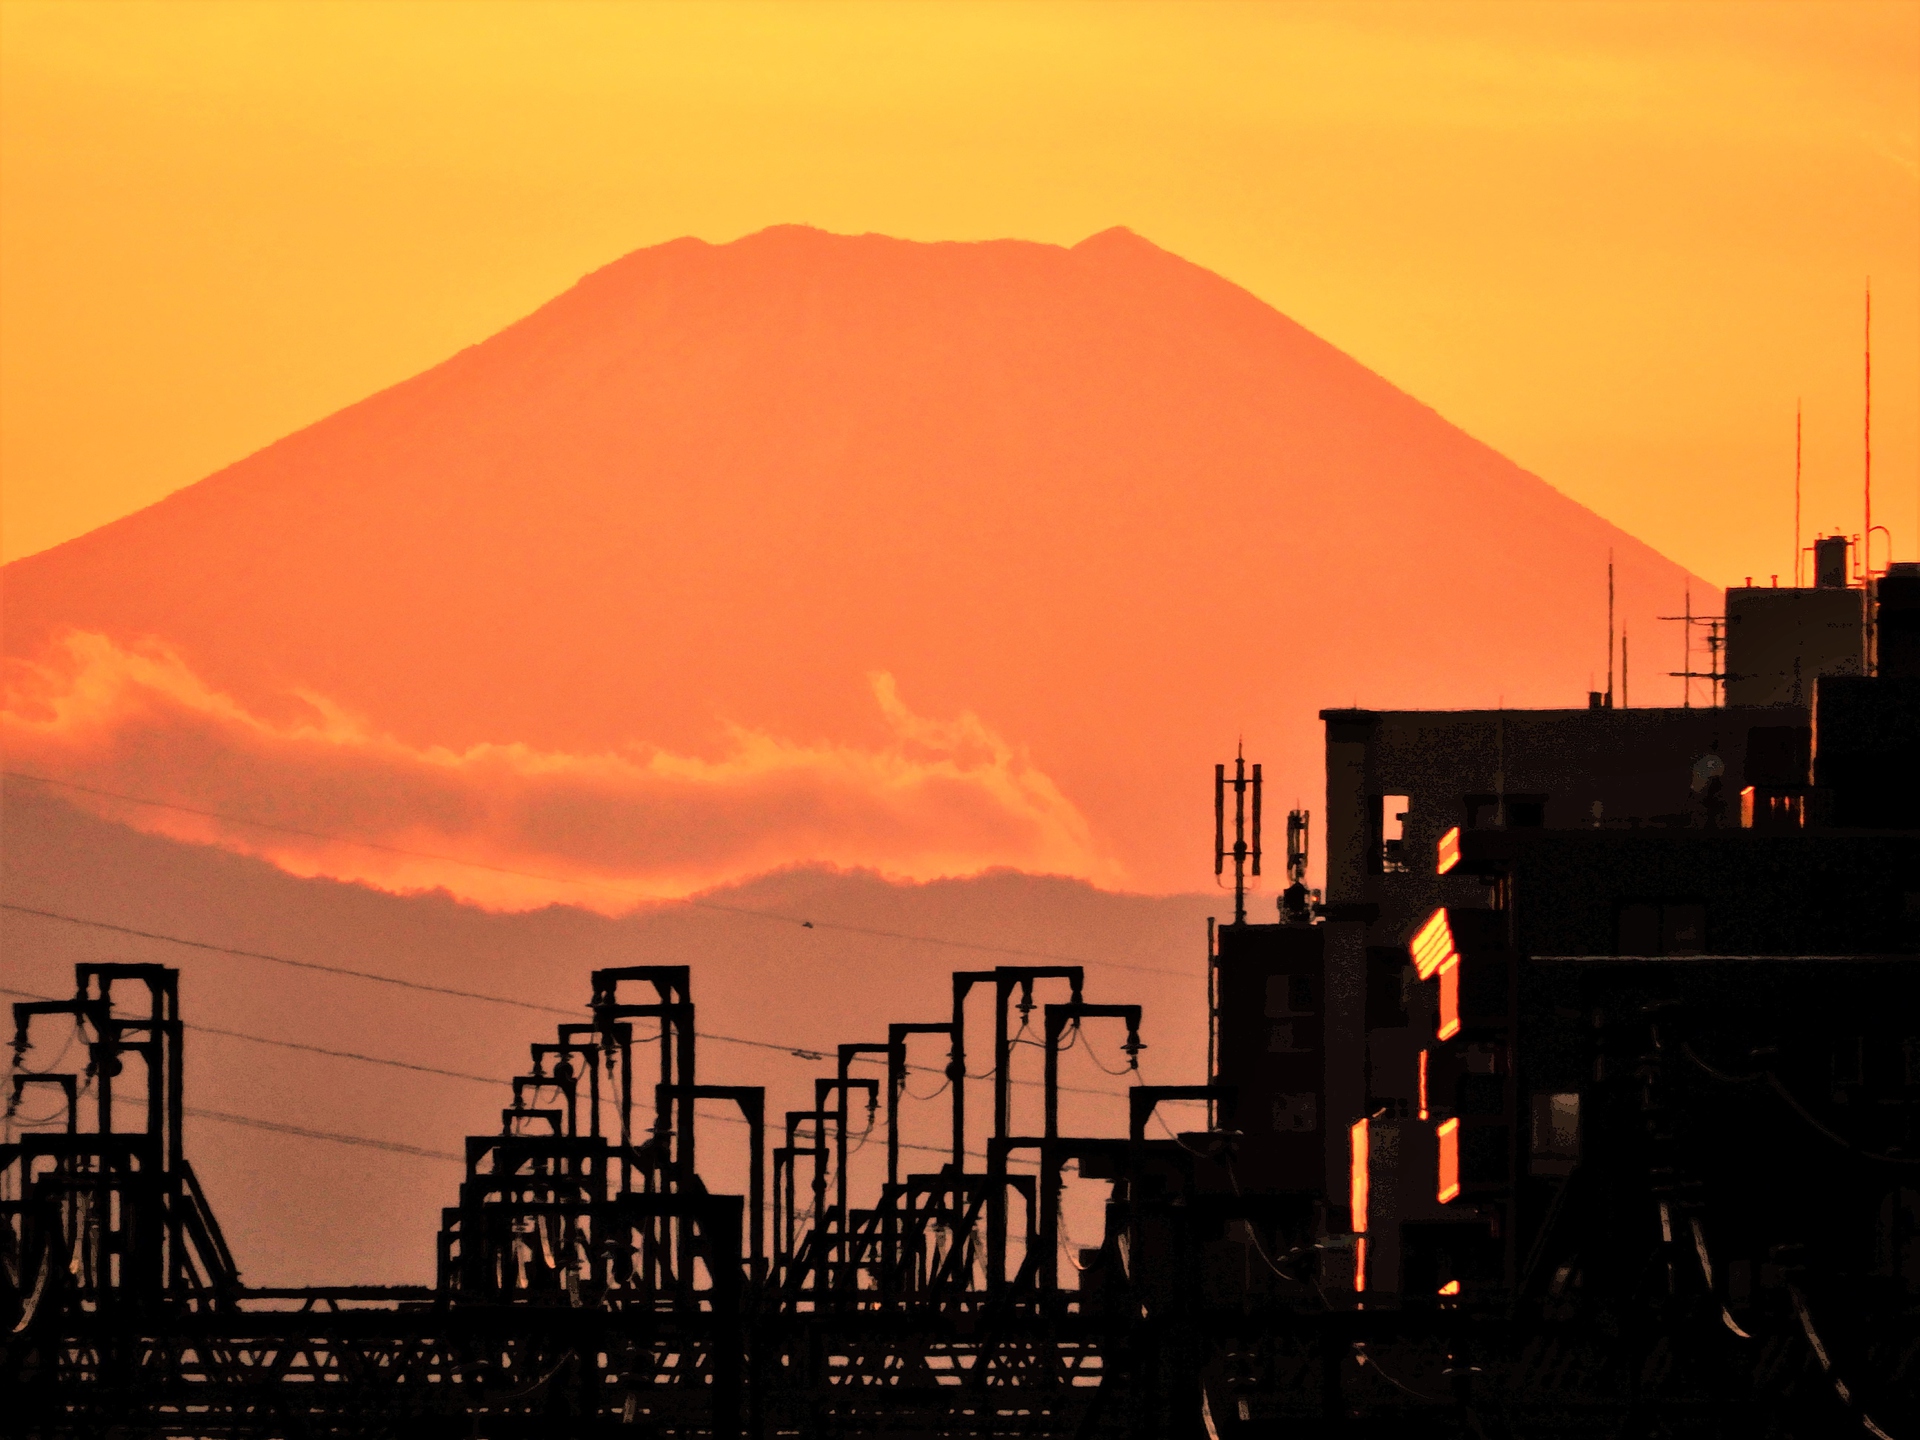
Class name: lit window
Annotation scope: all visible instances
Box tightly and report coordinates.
[1437,1118,1460,1203]
[1438,1279,1461,1295]
[1417,1050,1429,1121]
[1350,1119,1370,1235]
[1437,954,1461,1041]
[1409,909,1456,981]
[1380,795,1411,873]
[1354,1237,1367,1293]
[1436,826,1461,875]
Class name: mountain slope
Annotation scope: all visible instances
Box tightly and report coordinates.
[1,225,1707,896]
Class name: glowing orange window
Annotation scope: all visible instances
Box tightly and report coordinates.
[1349,1119,1370,1234]
[1349,1118,1371,1292]
[1409,908,1456,981]
[1436,826,1462,875]
[1437,1117,1461,1203]
[1418,1049,1429,1121]
[1437,954,1461,1040]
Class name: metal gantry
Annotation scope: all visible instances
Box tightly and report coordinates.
[4,957,1916,1438]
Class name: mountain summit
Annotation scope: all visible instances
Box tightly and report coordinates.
[2,226,1705,899]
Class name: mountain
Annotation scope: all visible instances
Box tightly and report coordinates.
[1,225,1708,902]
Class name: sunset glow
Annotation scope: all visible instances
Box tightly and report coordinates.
[6,7,1911,1356]
[3,2,1916,585]
[4,634,1118,908]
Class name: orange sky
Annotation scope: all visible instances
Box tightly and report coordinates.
[1,1,1916,585]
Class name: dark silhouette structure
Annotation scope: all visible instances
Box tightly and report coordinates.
[4,580,1916,1437]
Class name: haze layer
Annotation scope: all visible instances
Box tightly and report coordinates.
[2,226,1707,902]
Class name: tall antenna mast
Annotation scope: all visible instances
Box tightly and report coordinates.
[1214,745,1262,927]
[1606,550,1615,709]
[1865,281,1872,575]
[1794,401,1802,586]
[1681,585,1690,708]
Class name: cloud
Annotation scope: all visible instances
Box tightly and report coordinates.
[2,632,1120,911]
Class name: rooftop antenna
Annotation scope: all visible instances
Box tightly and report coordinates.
[1214,744,1261,927]
[1661,582,1727,707]
[1280,806,1317,924]
[1606,550,1615,709]
[1857,281,1896,612]
[1794,401,1802,586]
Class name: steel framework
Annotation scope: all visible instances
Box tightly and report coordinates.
[4,959,1915,1437]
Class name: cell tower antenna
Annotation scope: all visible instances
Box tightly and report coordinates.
[1213,744,1262,927]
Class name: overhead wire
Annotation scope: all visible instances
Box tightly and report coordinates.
[186,1106,463,1162]
[2,903,1127,1099]
[1763,1074,1920,1168]
[901,1071,950,1102]
[2,982,974,1164]
[1681,1039,1919,1168]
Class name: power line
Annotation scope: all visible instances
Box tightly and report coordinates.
[2,902,1131,1099]
[185,1011,978,1158]
[1,984,975,1162]
[3,901,578,1017]
[4,770,1194,980]
[186,1106,464,1163]
[1,985,500,1087]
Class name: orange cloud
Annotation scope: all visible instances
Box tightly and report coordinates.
[2,632,1120,910]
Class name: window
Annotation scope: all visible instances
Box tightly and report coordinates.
[1409,909,1456,980]
[1437,826,1462,875]
[1437,955,1461,1040]
[1375,795,1411,873]
[1350,1119,1370,1233]
[1437,1118,1460,1203]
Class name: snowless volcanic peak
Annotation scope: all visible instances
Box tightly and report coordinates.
[2,225,1708,902]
